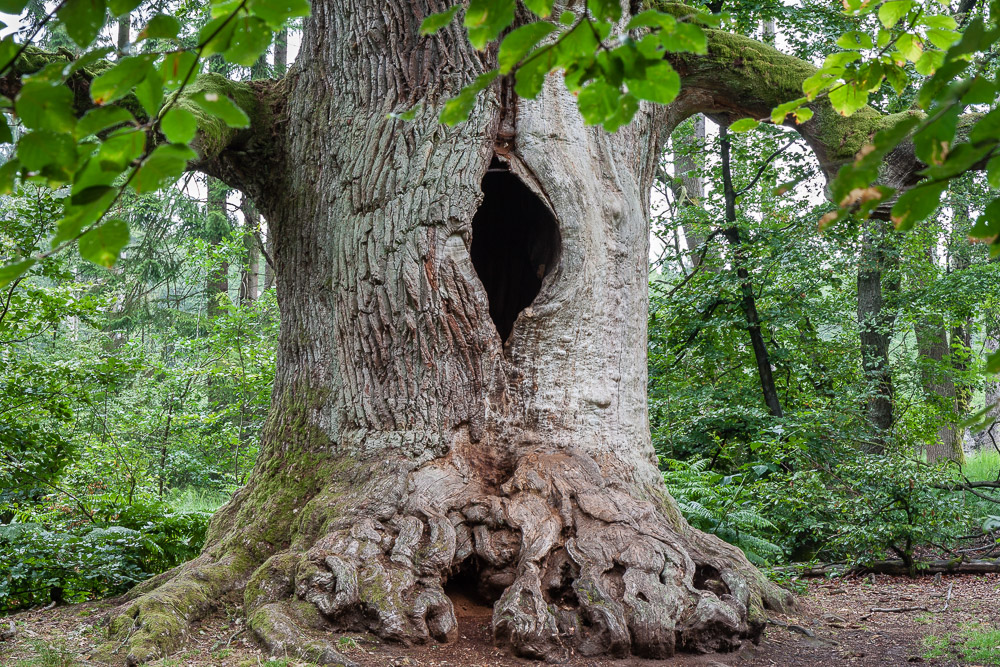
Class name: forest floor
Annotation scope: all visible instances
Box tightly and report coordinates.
[1,573,998,667]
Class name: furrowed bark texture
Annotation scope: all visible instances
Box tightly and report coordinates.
[105,1,791,664]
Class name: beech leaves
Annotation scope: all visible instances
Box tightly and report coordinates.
[0,0,308,287]
[419,0,706,131]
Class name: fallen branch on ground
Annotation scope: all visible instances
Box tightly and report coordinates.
[859,582,952,621]
[775,558,1000,578]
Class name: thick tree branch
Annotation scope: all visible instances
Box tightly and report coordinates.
[652,5,976,197]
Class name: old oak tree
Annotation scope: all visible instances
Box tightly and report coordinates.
[1,0,998,662]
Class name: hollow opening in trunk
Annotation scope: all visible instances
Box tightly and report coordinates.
[444,558,498,618]
[470,158,560,342]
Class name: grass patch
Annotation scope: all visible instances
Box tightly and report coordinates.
[921,624,1000,665]
[13,640,80,667]
[922,634,949,660]
[166,487,232,513]
[963,449,1000,483]
[961,624,1000,664]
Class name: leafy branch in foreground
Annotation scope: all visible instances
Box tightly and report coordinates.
[0,0,309,287]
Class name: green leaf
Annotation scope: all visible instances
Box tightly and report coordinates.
[587,0,621,21]
[986,350,1000,375]
[225,15,272,66]
[108,0,142,16]
[77,107,134,140]
[513,48,556,98]
[465,0,516,50]
[895,33,923,62]
[198,15,238,56]
[70,184,115,206]
[78,218,129,268]
[730,118,760,132]
[660,22,707,54]
[970,198,1000,240]
[922,142,993,180]
[0,36,18,72]
[247,0,311,29]
[626,9,676,30]
[913,50,943,75]
[160,106,197,144]
[16,83,76,133]
[829,82,868,116]
[920,14,957,29]
[961,76,997,104]
[160,52,199,89]
[577,79,619,126]
[17,131,76,171]
[559,10,575,25]
[189,91,251,128]
[138,14,181,41]
[95,129,146,172]
[0,258,35,288]
[987,155,1000,189]
[132,143,197,192]
[625,61,679,104]
[419,6,460,35]
[878,0,912,28]
[57,0,107,47]
[90,55,156,105]
[498,22,557,74]
[771,98,807,124]
[925,28,958,50]
[836,31,874,50]
[0,158,19,194]
[134,72,163,117]
[913,104,958,165]
[890,180,947,230]
[52,187,116,246]
[523,0,554,17]
[440,70,499,125]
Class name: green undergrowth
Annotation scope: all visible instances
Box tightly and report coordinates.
[166,488,232,514]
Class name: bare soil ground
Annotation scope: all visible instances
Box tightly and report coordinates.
[2,573,998,667]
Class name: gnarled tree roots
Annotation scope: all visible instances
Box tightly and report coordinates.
[105,450,792,664]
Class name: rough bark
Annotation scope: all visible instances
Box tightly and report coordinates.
[100,3,795,664]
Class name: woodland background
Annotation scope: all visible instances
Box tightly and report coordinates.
[2,0,999,620]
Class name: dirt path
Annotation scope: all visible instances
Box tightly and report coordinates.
[2,574,998,666]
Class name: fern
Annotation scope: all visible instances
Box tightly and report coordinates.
[663,458,784,565]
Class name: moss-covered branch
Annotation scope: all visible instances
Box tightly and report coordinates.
[654,4,929,184]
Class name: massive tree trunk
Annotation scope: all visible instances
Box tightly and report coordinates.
[104,4,792,665]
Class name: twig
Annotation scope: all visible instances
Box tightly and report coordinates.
[859,583,953,621]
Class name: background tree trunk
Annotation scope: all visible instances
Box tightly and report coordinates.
[672,115,708,268]
[205,178,229,319]
[857,219,899,452]
[720,127,782,418]
[107,4,790,663]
